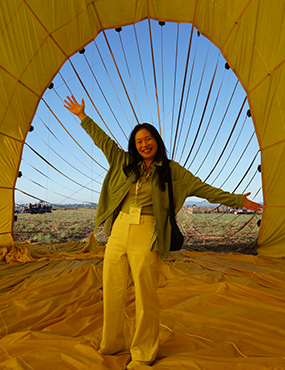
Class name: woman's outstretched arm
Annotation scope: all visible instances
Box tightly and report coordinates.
[63,95,125,165]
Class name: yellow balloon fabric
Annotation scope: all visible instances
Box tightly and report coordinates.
[0,1,284,256]
[1,243,285,369]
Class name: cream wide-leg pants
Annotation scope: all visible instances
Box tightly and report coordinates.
[100,212,161,362]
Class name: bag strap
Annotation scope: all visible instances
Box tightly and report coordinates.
[166,164,175,219]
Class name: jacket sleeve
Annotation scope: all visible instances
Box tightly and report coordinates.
[81,116,125,165]
[171,161,245,208]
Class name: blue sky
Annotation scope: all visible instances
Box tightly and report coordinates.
[15,19,263,206]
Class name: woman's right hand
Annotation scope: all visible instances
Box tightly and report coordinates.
[63,95,87,120]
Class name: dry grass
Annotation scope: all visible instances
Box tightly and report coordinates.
[13,207,262,254]
[13,208,102,244]
[178,208,261,254]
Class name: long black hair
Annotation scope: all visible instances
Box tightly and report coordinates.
[123,123,169,191]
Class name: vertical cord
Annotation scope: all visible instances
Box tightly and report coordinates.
[42,98,107,170]
[219,132,255,188]
[68,58,122,147]
[133,23,154,125]
[118,31,143,123]
[92,1,140,125]
[171,22,195,159]
[170,23,180,152]
[232,151,260,193]
[93,40,133,130]
[82,52,128,140]
[146,0,161,134]
[188,68,225,169]
[160,23,165,141]
[193,80,239,175]
[175,36,199,160]
[179,44,210,163]
[210,115,247,185]
[171,0,199,160]
[204,97,247,182]
[183,54,219,166]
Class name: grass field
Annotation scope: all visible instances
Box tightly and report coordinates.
[13,207,262,254]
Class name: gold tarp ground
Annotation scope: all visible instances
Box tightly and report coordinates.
[1,236,285,369]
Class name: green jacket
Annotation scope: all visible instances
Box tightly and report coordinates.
[81,116,244,259]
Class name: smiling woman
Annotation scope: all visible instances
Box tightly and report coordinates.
[135,128,158,169]
[63,93,262,367]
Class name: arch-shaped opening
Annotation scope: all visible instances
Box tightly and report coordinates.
[13,20,262,253]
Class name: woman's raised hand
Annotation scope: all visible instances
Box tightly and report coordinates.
[63,95,87,120]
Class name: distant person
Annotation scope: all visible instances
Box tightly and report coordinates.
[64,95,262,369]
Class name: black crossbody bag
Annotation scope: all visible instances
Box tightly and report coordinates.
[165,166,184,251]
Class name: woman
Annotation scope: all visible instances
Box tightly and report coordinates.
[64,95,262,368]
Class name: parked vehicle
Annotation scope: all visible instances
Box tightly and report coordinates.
[22,203,52,214]
[14,206,22,214]
[229,207,256,215]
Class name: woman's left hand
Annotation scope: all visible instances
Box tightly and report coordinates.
[243,192,263,212]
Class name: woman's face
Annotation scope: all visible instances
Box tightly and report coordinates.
[135,128,158,165]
